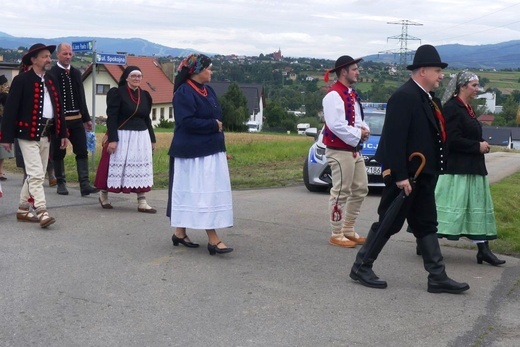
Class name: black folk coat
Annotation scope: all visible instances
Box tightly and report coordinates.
[443,97,487,176]
[0,69,67,143]
[375,78,446,182]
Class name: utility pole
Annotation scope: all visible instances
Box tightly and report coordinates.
[379,19,422,71]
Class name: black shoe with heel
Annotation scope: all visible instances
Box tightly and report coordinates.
[477,241,505,266]
[207,242,233,256]
[172,235,199,248]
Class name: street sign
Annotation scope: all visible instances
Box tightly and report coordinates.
[96,53,127,65]
[72,41,93,52]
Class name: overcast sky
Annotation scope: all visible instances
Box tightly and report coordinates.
[2,0,520,59]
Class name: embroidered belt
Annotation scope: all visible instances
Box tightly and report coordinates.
[65,114,82,121]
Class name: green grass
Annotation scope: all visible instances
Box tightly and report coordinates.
[489,171,520,256]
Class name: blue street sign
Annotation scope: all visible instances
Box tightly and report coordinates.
[72,41,93,52]
[96,53,127,65]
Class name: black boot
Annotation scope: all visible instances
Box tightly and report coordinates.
[349,228,389,289]
[77,158,99,196]
[476,241,505,266]
[417,233,470,294]
[54,160,69,195]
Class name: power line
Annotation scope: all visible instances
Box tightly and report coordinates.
[379,20,422,70]
[422,2,520,42]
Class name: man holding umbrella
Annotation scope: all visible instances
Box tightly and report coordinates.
[349,44,470,294]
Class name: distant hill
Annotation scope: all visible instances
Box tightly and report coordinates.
[0,31,200,57]
[364,40,520,69]
[1,31,519,68]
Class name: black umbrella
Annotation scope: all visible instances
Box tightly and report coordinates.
[360,152,426,265]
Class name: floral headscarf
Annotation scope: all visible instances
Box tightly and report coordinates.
[441,69,479,105]
[174,54,212,92]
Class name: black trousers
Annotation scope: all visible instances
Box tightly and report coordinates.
[52,118,88,161]
[373,173,439,239]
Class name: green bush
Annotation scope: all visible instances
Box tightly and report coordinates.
[155,119,175,129]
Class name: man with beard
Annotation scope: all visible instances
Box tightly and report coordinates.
[322,55,370,248]
[49,42,98,196]
[0,43,68,228]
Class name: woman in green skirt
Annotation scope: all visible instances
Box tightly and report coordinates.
[434,69,505,266]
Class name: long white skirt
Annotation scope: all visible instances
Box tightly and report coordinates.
[170,152,233,229]
[107,130,153,191]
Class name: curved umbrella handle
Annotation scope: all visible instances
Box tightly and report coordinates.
[408,152,426,180]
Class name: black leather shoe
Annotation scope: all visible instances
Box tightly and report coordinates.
[57,182,69,195]
[477,241,505,266]
[81,185,100,197]
[207,242,233,255]
[172,234,199,248]
[349,266,387,289]
[428,278,470,294]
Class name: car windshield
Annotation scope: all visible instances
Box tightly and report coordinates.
[364,112,385,136]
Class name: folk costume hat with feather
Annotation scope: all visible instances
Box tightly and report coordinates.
[22,43,56,68]
[323,55,363,83]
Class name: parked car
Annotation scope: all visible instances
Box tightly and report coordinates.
[303,104,386,192]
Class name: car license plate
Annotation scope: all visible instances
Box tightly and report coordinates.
[366,166,382,175]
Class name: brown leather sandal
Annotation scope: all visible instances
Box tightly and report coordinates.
[16,209,39,223]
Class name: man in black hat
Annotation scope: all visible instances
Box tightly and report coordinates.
[49,42,98,196]
[0,43,68,228]
[322,55,370,248]
[349,44,470,294]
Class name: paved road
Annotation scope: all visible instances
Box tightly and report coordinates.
[1,152,519,347]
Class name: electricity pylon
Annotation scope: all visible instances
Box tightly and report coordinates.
[379,20,422,70]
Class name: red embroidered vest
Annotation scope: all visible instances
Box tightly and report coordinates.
[322,82,364,150]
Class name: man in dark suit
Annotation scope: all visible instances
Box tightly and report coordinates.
[49,42,98,196]
[349,45,470,294]
[0,43,68,228]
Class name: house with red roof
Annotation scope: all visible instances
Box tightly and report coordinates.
[477,114,495,126]
[82,56,174,127]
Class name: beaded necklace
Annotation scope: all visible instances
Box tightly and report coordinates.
[457,96,476,118]
[127,86,141,105]
[187,79,208,97]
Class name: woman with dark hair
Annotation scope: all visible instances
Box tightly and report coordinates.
[431,70,505,266]
[94,66,156,212]
[167,54,233,256]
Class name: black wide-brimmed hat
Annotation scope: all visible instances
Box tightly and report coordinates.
[406,44,448,70]
[324,55,363,82]
[22,43,56,66]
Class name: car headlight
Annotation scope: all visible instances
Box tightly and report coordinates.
[315,146,326,160]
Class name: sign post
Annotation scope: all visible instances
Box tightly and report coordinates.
[96,53,127,65]
[72,40,96,171]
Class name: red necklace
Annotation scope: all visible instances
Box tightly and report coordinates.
[457,96,476,118]
[127,86,141,105]
[187,79,208,97]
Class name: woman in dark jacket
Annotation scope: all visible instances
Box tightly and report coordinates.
[95,66,156,212]
[435,70,505,266]
[167,54,233,256]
